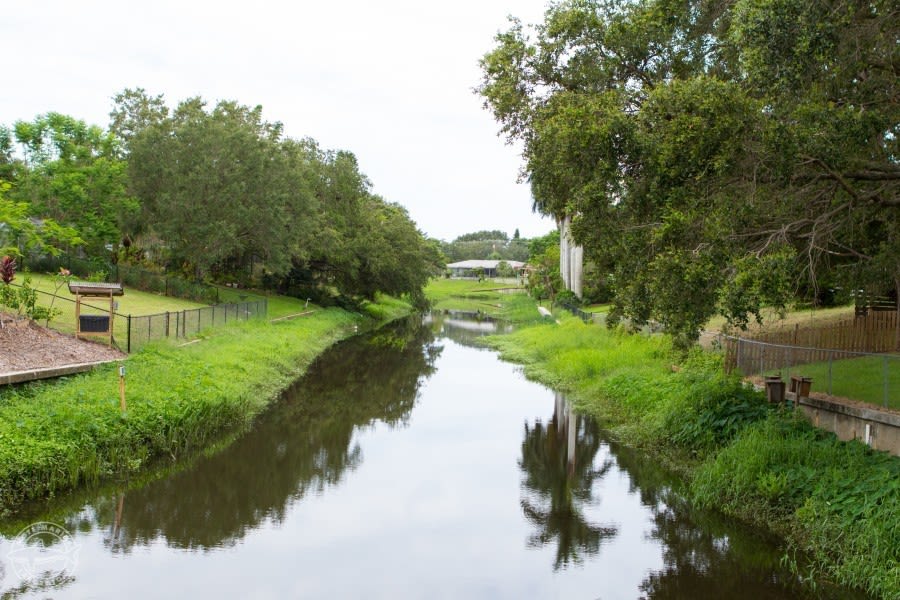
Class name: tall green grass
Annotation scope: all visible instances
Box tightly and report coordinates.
[486,314,900,599]
[490,317,766,454]
[0,297,409,514]
[693,415,900,598]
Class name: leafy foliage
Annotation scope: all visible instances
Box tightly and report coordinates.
[3,91,441,304]
[125,97,441,301]
[0,276,59,322]
[525,230,563,302]
[0,180,83,258]
[10,113,137,255]
[479,0,900,348]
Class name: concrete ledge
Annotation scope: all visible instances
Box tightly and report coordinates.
[800,395,900,428]
[797,394,900,456]
[0,360,118,385]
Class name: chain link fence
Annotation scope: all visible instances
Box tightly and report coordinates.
[717,334,899,410]
[3,282,266,353]
[557,300,594,323]
[122,299,267,352]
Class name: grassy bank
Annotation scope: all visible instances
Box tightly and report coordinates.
[425,278,541,322]
[0,294,411,514]
[487,314,899,599]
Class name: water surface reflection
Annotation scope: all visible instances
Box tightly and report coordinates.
[519,393,617,570]
[0,314,868,598]
[102,317,442,551]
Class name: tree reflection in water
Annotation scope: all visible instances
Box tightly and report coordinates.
[603,440,865,600]
[65,317,442,553]
[424,310,514,348]
[519,392,617,570]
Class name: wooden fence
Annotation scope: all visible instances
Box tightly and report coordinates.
[721,336,866,376]
[750,310,899,355]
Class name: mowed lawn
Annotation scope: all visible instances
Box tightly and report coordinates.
[767,354,900,410]
[704,304,856,333]
[11,271,207,336]
[15,271,349,323]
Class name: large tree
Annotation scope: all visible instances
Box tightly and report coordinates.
[479,0,898,347]
[9,113,137,256]
[294,146,442,303]
[108,87,169,154]
[128,98,298,277]
[127,94,441,302]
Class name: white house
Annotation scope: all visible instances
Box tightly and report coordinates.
[446,259,525,278]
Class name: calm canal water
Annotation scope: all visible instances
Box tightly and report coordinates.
[0,314,866,598]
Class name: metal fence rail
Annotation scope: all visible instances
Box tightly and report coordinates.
[4,281,267,352]
[557,300,594,323]
[123,299,268,352]
[719,334,899,409]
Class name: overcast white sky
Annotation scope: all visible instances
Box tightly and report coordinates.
[1,0,555,241]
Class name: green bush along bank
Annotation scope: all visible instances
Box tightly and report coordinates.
[0,296,411,514]
[486,315,899,600]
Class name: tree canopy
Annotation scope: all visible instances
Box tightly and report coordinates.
[2,91,442,304]
[8,113,137,256]
[0,181,82,258]
[479,0,899,347]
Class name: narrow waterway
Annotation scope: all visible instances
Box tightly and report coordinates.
[0,314,865,598]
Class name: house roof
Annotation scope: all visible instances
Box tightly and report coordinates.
[446,260,526,269]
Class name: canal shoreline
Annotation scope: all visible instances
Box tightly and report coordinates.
[485,313,899,600]
[0,296,412,517]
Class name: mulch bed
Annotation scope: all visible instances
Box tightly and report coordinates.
[0,312,124,374]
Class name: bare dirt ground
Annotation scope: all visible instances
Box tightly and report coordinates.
[0,312,124,373]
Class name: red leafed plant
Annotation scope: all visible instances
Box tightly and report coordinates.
[0,255,15,285]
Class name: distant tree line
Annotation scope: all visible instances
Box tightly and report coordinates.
[479,0,898,347]
[0,89,443,306]
[440,229,530,263]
